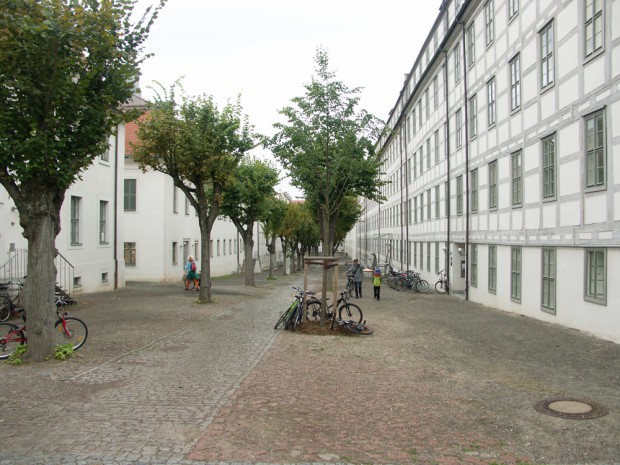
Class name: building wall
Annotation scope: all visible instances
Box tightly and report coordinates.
[348,0,620,343]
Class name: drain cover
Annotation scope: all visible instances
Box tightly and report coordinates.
[535,398,609,420]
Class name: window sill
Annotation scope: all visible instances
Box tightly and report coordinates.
[584,295,607,306]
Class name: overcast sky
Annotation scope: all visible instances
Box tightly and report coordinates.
[135,0,442,195]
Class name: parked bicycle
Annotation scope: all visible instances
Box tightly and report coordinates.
[274,287,315,332]
[0,306,88,359]
[435,269,450,294]
[305,289,363,324]
[0,281,23,322]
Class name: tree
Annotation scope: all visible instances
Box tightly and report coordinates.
[220,158,279,286]
[333,196,363,253]
[0,0,165,361]
[294,203,321,268]
[132,91,254,302]
[277,202,302,275]
[260,196,288,280]
[268,49,385,320]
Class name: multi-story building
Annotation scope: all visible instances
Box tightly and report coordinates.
[347,0,619,343]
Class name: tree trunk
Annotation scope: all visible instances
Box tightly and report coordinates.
[19,191,64,361]
[280,239,288,276]
[267,237,276,279]
[242,227,256,287]
[198,209,215,303]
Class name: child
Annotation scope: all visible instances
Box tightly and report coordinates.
[373,267,382,300]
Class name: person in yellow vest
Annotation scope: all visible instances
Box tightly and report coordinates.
[373,267,382,301]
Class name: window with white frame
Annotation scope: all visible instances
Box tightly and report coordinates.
[420,192,424,222]
[124,242,136,266]
[414,196,418,223]
[456,175,463,215]
[420,242,424,271]
[585,109,606,189]
[510,54,521,111]
[511,150,523,207]
[99,200,108,244]
[488,245,497,293]
[427,189,431,219]
[454,42,461,84]
[466,23,475,68]
[433,75,439,109]
[124,179,136,212]
[456,108,463,148]
[426,138,431,170]
[173,184,178,214]
[70,196,81,245]
[425,88,430,118]
[435,185,440,218]
[434,130,439,164]
[585,0,604,58]
[540,21,554,90]
[489,160,498,210]
[172,242,177,265]
[185,195,190,215]
[585,249,606,304]
[509,0,519,20]
[470,244,478,287]
[484,0,494,46]
[435,242,440,274]
[426,242,431,272]
[469,94,477,139]
[542,134,556,198]
[511,247,522,302]
[487,77,496,126]
[542,248,556,313]
[470,168,478,213]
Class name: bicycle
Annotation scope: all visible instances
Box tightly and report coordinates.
[0,281,23,322]
[0,306,88,360]
[335,318,374,335]
[305,290,363,324]
[274,287,315,331]
[344,273,354,299]
[435,269,450,294]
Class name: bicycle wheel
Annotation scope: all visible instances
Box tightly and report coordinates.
[0,300,11,321]
[338,303,363,324]
[285,303,299,331]
[342,321,374,335]
[305,298,322,320]
[393,278,408,292]
[416,279,430,293]
[0,323,25,360]
[275,302,295,329]
[54,317,88,350]
[435,280,447,294]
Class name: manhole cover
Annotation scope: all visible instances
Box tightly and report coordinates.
[535,398,609,420]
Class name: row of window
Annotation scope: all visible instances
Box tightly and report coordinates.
[70,196,109,246]
[124,179,197,216]
[124,239,240,267]
[471,245,607,308]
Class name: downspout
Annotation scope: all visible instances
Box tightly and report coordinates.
[113,128,119,290]
[442,49,451,294]
[461,23,470,301]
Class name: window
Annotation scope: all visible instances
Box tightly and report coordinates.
[484,0,494,46]
[418,101,423,127]
[414,241,418,268]
[70,196,81,245]
[172,242,177,265]
[511,150,523,206]
[173,185,178,214]
[510,54,521,111]
[433,75,439,109]
[124,179,136,212]
[425,88,430,118]
[540,21,554,89]
[585,0,604,57]
[124,242,136,266]
[102,272,109,283]
[471,244,478,287]
[185,196,190,215]
[99,200,108,244]
[435,185,440,218]
[210,240,213,258]
[426,138,431,170]
[585,109,606,189]
[509,0,519,20]
[435,243,440,274]
[456,109,463,148]
[195,241,200,261]
[471,168,478,213]
[445,181,449,217]
[456,175,463,215]
[229,239,232,255]
[487,77,496,126]
[101,148,110,163]
[419,145,424,174]
[414,196,418,223]
[412,109,417,135]
[466,23,475,68]
[420,242,424,271]
[427,189,431,220]
[489,160,498,210]
[511,247,522,302]
[542,134,556,198]
[488,245,497,293]
[434,130,439,164]
[469,94,477,139]
[427,242,431,272]
[585,249,606,304]
[454,42,461,84]
[542,248,556,313]
[420,192,424,222]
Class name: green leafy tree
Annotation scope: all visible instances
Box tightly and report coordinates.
[132,91,254,302]
[260,196,288,279]
[294,203,321,269]
[269,49,384,316]
[333,196,363,253]
[0,0,165,361]
[277,202,302,275]
[220,158,279,287]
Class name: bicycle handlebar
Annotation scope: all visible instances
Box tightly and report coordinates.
[291,287,316,296]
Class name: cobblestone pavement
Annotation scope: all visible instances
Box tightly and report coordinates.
[0,267,619,465]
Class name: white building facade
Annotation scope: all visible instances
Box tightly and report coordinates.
[347,0,620,343]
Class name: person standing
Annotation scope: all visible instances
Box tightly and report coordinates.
[373,268,382,300]
[346,259,364,298]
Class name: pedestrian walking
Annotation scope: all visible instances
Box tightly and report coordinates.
[373,267,382,300]
[346,259,364,298]
[185,256,200,291]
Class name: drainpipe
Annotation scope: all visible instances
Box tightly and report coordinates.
[461,24,470,301]
[442,49,451,294]
[113,128,119,290]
